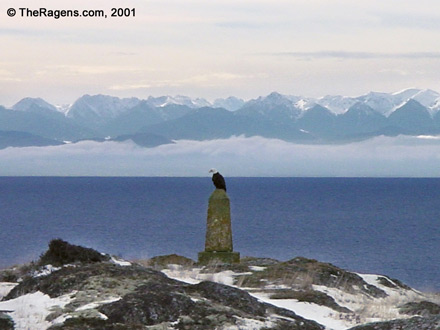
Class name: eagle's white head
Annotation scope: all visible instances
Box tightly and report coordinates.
[209,168,218,174]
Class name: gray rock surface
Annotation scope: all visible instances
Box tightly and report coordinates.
[348,315,440,330]
[2,242,323,329]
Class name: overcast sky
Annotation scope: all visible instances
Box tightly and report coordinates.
[1,0,440,106]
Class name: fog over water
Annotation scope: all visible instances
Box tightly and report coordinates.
[1,135,440,177]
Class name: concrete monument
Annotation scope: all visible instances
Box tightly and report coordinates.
[198,188,240,264]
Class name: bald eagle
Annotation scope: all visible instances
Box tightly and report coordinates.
[209,168,226,191]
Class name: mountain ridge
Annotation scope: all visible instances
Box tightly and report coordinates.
[2,89,440,148]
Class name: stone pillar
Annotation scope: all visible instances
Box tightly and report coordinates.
[198,189,240,264]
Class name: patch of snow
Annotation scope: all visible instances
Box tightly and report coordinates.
[0,291,74,330]
[110,256,131,266]
[222,315,275,330]
[204,270,242,286]
[357,274,422,297]
[391,88,421,102]
[157,266,435,330]
[33,264,61,278]
[97,311,109,320]
[263,283,290,290]
[32,264,77,278]
[75,296,121,311]
[55,104,72,114]
[313,275,425,327]
[162,266,251,286]
[313,284,370,311]
[251,292,351,330]
[317,95,357,114]
[412,89,440,108]
[161,265,204,284]
[148,95,211,109]
[0,283,18,299]
[249,266,267,272]
[51,313,73,325]
[295,98,315,111]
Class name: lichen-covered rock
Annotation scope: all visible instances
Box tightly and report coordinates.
[399,301,440,316]
[5,240,433,330]
[4,262,170,300]
[237,257,387,298]
[145,254,196,270]
[377,276,411,290]
[4,255,323,329]
[188,281,267,316]
[268,289,352,313]
[97,275,324,329]
[348,315,440,330]
[99,281,195,326]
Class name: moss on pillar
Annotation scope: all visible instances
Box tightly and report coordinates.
[199,189,240,264]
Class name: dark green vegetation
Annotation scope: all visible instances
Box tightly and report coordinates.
[38,239,110,267]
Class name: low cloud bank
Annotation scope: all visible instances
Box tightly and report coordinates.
[1,135,440,177]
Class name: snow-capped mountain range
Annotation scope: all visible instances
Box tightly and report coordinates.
[1,88,440,148]
[61,88,440,117]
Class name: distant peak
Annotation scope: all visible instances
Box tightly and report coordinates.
[12,97,57,112]
[267,91,283,98]
[392,87,420,95]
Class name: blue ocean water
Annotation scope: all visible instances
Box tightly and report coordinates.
[0,177,438,292]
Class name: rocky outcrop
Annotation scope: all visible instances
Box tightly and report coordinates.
[268,289,351,313]
[236,257,388,298]
[1,242,323,329]
[1,241,438,330]
[348,315,440,330]
[145,254,196,270]
[399,301,440,317]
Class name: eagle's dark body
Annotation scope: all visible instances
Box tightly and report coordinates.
[211,172,226,191]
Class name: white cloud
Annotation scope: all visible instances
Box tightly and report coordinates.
[109,73,254,91]
[1,0,440,103]
[1,135,440,177]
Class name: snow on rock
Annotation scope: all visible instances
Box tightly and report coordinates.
[0,283,17,299]
[32,264,62,278]
[225,315,276,329]
[0,291,74,330]
[75,296,121,312]
[160,264,204,284]
[110,256,132,267]
[2,242,437,330]
[252,292,352,330]
[159,260,438,330]
[161,264,251,286]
